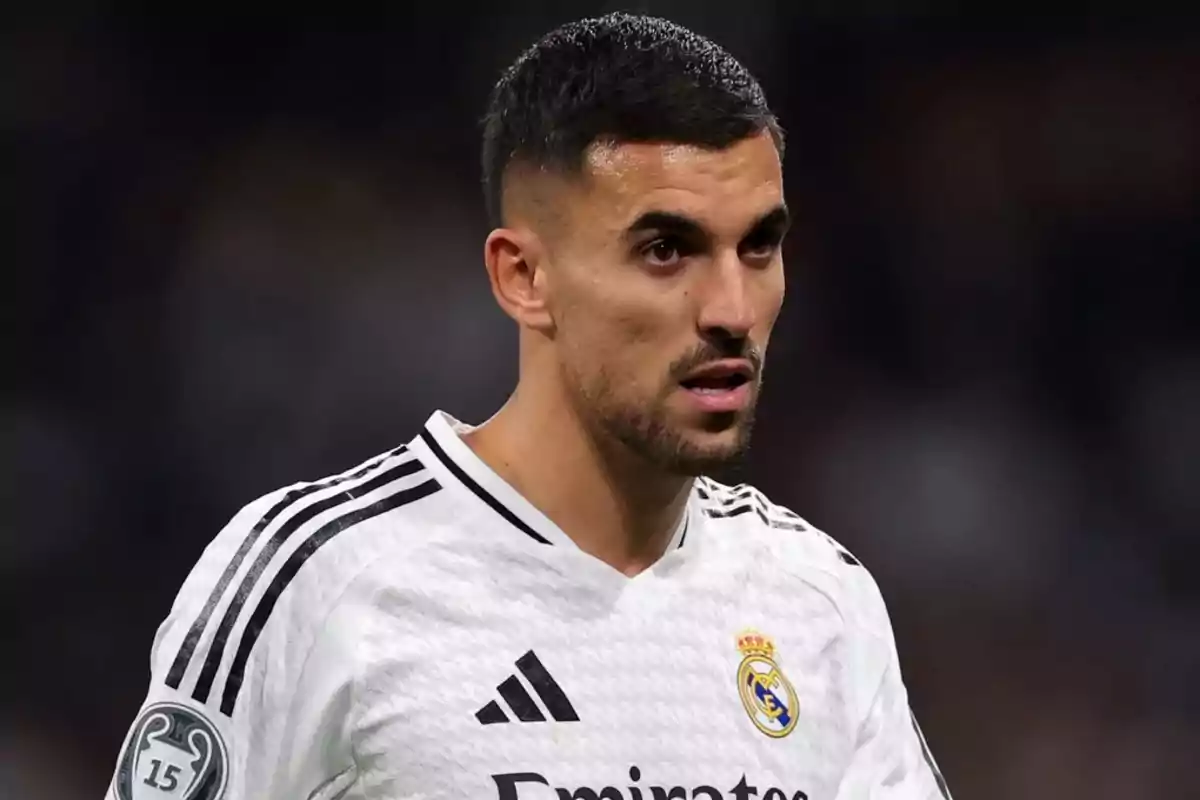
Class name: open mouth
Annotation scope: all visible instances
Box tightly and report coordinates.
[677,361,755,412]
[679,372,751,393]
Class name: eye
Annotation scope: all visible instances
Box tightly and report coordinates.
[741,234,783,263]
[640,237,687,269]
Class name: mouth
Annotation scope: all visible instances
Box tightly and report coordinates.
[677,360,755,413]
[678,360,754,392]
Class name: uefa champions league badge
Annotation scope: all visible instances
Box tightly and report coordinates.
[115,702,228,800]
[736,630,799,738]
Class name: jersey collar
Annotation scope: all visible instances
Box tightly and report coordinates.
[416,410,691,555]
[417,411,575,547]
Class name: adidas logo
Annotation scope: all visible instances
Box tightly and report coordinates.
[476,650,579,725]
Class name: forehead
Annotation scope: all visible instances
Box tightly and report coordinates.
[579,131,784,234]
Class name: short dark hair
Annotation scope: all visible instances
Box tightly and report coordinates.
[481,13,784,228]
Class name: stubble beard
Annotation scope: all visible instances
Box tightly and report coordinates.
[572,364,760,478]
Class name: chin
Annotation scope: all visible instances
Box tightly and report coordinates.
[596,397,757,476]
[692,409,743,434]
[658,421,754,477]
[663,445,747,477]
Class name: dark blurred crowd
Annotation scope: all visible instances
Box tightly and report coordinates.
[7,9,1198,799]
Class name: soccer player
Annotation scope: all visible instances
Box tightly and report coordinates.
[107,14,951,800]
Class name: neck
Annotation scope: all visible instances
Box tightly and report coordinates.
[463,383,692,577]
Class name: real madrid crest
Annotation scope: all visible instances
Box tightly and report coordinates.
[114,701,228,800]
[736,630,799,738]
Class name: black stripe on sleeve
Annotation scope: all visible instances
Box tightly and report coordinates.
[219,476,442,715]
[515,650,579,722]
[192,456,425,705]
[165,446,406,690]
[419,429,551,545]
[717,489,756,507]
[704,503,757,519]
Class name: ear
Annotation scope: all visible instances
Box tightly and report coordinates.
[483,226,555,333]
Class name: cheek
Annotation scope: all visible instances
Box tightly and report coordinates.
[562,273,655,347]
[571,304,674,397]
[554,263,681,387]
[592,308,665,383]
[612,306,665,348]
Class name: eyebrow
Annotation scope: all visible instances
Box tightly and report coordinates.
[623,204,791,242]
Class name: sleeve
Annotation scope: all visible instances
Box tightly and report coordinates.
[103,492,359,800]
[834,571,953,800]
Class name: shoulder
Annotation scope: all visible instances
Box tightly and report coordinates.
[695,476,893,635]
[176,442,436,615]
[695,476,860,567]
[156,441,445,715]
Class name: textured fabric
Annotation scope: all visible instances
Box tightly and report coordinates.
[106,411,949,800]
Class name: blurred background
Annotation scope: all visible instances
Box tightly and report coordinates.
[6,6,1198,799]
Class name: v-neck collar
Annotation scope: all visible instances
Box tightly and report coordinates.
[415,410,692,566]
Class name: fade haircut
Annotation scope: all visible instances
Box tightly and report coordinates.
[481,12,784,228]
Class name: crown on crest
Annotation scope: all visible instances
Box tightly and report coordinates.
[736,631,776,659]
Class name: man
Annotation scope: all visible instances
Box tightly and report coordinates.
[108,14,951,800]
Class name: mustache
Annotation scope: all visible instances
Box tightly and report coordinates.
[668,339,764,382]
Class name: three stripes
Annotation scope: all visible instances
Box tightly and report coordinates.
[165,445,441,716]
[697,480,861,567]
[476,650,579,725]
[696,480,808,531]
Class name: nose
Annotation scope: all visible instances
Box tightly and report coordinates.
[696,255,755,341]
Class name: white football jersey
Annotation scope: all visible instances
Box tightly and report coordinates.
[107,410,951,800]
